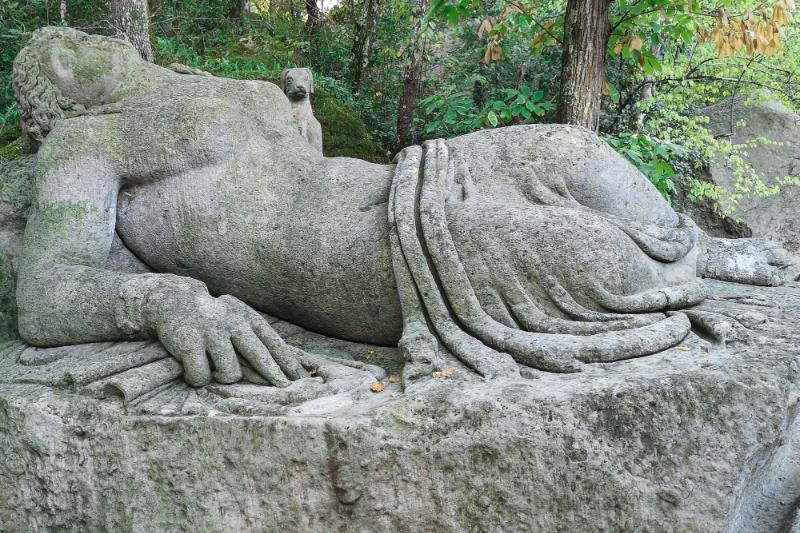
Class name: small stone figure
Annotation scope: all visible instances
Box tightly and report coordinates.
[280,67,323,152]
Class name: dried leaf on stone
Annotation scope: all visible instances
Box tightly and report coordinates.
[432,367,457,379]
[388,375,401,383]
[370,382,385,393]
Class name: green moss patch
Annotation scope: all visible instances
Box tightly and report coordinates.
[0,253,18,341]
[313,86,388,163]
[0,154,36,217]
[0,138,23,162]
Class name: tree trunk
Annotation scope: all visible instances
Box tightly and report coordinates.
[305,0,321,34]
[351,0,379,91]
[634,44,661,130]
[226,0,245,26]
[60,0,67,22]
[557,0,611,130]
[396,0,427,151]
[109,0,154,63]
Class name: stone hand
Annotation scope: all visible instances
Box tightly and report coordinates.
[141,280,306,387]
[703,237,791,286]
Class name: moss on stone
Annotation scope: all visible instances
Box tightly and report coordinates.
[0,138,23,162]
[0,155,36,218]
[0,253,18,341]
[312,86,389,163]
[71,47,114,84]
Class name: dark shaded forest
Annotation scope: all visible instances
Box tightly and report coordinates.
[2,0,800,207]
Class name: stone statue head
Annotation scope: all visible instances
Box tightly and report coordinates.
[280,68,314,101]
[12,27,141,150]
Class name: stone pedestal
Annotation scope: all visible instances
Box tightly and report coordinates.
[1,280,799,532]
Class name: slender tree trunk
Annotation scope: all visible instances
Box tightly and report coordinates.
[60,0,67,22]
[396,49,423,150]
[226,0,245,26]
[351,0,379,91]
[396,0,427,151]
[557,0,611,130]
[109,0,154,62]
[634,43,661,130]
[305,0,321,34]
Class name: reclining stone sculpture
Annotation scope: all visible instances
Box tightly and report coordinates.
[10,27,789,388]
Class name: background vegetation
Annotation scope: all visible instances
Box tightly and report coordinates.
[1,0,799,209]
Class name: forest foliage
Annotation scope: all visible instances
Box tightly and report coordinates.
[1,0,799,209]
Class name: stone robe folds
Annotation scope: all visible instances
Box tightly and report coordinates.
[389,136,709,375]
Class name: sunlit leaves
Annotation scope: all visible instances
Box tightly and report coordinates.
[604,132,688,199]
[697,1,796,58]
[418,82,553,137]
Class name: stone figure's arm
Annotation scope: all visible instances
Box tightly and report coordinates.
[17,117,304,387]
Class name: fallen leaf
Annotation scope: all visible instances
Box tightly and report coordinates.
[388,375,401,383]
[370,382,385,393]
[367,347,378,357]
[676,346,691,352]
[432,367,457,379]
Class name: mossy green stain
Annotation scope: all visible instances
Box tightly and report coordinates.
[71,48,114,84]
[0,156,36,217]
[0,139,23,162]
[0,253,18,341]
[21,203,93,268]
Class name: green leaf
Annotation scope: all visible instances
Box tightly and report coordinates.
[487,111,498,127]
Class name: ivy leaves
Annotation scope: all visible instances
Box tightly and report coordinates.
[419,83,553,137]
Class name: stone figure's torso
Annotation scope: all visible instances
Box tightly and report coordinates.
[108,79,691,346]
[114,78,402,344]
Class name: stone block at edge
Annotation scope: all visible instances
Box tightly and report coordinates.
[1,280,798,532]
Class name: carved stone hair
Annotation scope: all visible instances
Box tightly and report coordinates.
[12,27,132,151]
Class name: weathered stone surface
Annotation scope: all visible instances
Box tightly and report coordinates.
[0,154,35,341]
[10,27,791,391]
[1,279,799,532]
[703,96,800,280]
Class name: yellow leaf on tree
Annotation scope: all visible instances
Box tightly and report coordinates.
[629,35,644,51]
[491,43,502,61]
[477,19,492,38]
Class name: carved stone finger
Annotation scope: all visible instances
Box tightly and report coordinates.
[159,326,210,387]
[206,334,242,384]
[231,326,290,387]
[219,295,307,380]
